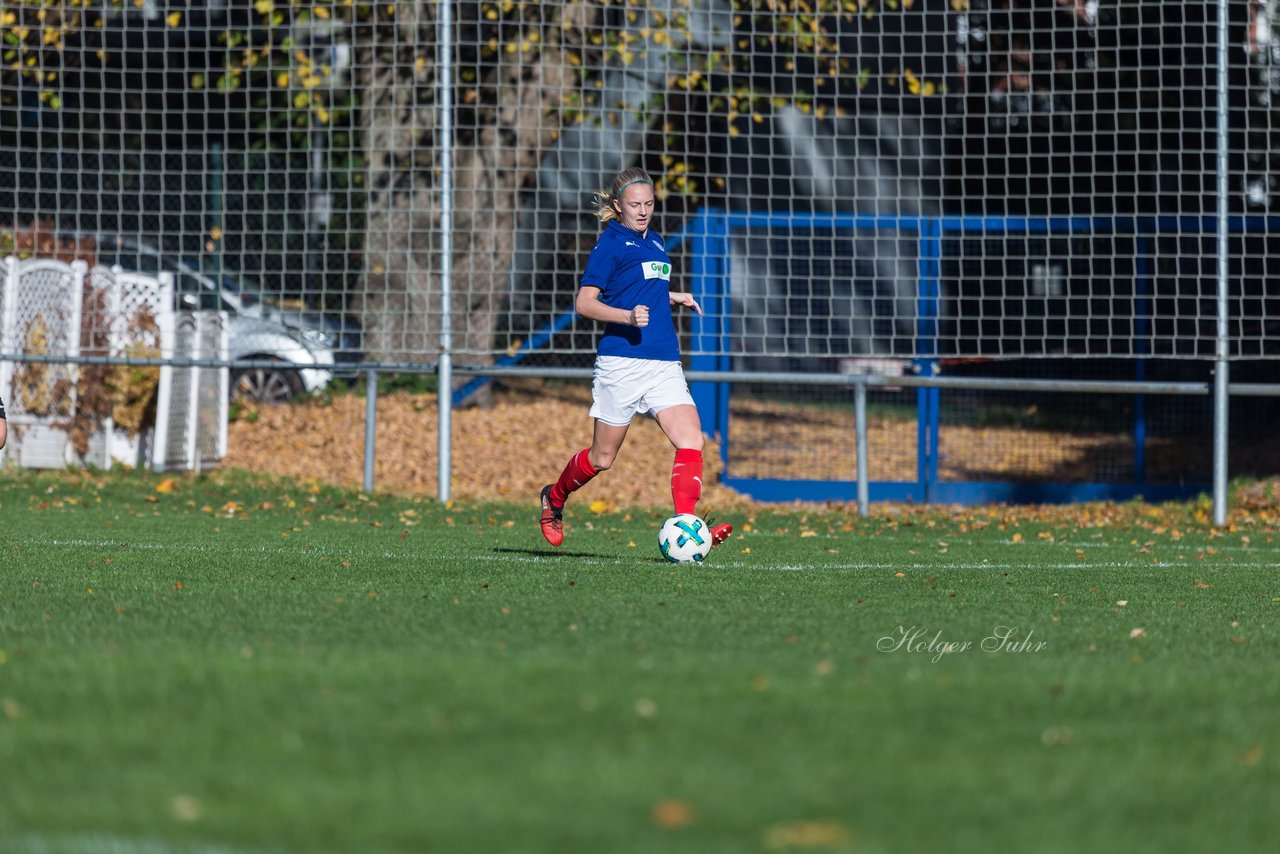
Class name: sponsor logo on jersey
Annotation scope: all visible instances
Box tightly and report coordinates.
[642,261,671,280]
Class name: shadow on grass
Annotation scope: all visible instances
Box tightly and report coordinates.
[493,546,675,565]
[492,546,621,560]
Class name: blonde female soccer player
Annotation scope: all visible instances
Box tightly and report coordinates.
[539,166,732,549]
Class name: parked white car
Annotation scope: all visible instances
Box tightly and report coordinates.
[87,235,361,403]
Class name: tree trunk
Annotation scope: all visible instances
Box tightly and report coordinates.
[355,1,595,404]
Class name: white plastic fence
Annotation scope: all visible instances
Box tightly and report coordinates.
[0,258,227,472]
[153,309,230,473]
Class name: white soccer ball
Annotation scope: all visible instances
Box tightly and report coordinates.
[658,513,713,564]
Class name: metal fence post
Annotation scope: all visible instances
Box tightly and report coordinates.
[915,217,942,503]
[208,143,224,288]
[437,0,456,504]
[855,378,869,517]
[689,209,729,447]
[363,368,377,494]
[1134,234,1150,486]
[1213,0,1230,526]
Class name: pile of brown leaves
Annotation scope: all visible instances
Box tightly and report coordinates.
[225,380,753,511]
[224,378,1280,518]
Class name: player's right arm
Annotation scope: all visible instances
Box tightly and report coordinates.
[576,286,648,327]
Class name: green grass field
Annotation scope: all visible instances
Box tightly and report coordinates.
[2,469,1278,854]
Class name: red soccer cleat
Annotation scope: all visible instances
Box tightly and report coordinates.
[539,485,564,547]
[710,523,733,547]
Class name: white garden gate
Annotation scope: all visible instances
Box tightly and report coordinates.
[0,256,228,472]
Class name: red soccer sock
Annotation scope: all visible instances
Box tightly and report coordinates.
[671,448,703,515]
[549,448,598,507]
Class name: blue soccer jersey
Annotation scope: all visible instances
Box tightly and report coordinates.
[580,219,680,362]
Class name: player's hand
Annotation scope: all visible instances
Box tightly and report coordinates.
[630,305,650,327]
[670,291,702,316]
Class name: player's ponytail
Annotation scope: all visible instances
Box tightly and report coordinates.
[593,166,654,223]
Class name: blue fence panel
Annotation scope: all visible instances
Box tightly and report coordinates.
[689,209,1280,505]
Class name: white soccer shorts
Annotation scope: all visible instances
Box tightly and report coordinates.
[588,355,695,426]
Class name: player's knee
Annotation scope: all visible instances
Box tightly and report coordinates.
[675,435,704,454]
[590,451,615,472]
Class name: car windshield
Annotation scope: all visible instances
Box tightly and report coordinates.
[162,253,263,308]
[98,239,302,316]
[94,245,160,275]
[223,276,261,307]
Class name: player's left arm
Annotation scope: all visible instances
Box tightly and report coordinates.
[668,291,702,316]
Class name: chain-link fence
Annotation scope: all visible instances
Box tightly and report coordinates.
[1,1,1277,516]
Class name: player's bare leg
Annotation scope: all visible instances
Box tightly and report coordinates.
[588,419,630,472]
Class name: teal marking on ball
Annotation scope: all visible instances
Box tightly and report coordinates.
[674,519,705,547]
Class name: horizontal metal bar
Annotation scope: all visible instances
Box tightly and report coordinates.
[0,352,439,374]
[5,352,1279,398]
[453,364,592,380]
[1225,383,1280,397]
[707,209,1280,236]
[454,364,1217,395]
[880,375,1211,395]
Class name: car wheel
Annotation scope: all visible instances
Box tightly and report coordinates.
[232,363,305,404]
